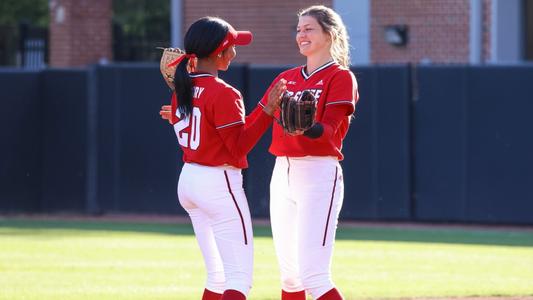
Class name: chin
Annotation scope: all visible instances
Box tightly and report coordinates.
[299,45,312,54]
[299,49,310,57]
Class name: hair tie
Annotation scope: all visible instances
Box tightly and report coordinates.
[167,53,197,67]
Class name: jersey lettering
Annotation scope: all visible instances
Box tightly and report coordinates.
[192,87,205,99]
[286,89,323,101]
[174,107,202,150]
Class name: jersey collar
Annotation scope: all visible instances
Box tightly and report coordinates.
[301,60,335,80]
[190,72,214,78]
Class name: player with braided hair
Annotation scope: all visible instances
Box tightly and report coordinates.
[250,5,360,300]
[159,17,286,300]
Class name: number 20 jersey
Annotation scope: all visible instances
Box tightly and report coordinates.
[172,73,248,168]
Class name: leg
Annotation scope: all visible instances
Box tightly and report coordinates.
[202,288,223,300]
[292,159,344,299]
[317,288,343,300]
[180,164,253,298]
[187,208,226,295]
[199,169,254,298]
[270,157,306,298]
[179,164,225,295]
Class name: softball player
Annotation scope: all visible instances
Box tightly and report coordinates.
[160,17,286,300]
[255,5,359,300]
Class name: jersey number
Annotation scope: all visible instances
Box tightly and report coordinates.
[174,107,201,150]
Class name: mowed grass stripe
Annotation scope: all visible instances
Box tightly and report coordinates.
[1,218,532,300]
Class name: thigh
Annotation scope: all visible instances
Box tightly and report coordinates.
[293,161,344,249]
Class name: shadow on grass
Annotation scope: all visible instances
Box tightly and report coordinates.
[1,218,533,247]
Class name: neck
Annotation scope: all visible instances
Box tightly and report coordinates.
[195,59,218,77]
[306,52,333,74]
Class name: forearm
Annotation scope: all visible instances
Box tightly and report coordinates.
[220,109,273,157]
[303,105,350,141]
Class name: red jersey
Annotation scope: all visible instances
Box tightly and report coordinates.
[171,73,272,169]
[259,61,359,160]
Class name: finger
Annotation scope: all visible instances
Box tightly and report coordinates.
[161,105,171,110]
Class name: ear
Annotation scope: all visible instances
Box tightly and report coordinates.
[220,48,230,60]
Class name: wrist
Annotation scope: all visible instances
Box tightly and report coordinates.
[263,106,275,116]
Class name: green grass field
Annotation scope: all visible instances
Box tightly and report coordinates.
[1,217,533,300]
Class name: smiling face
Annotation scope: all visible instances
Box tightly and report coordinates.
[296,15,331,58]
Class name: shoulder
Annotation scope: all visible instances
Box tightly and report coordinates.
[213,77,243,99]
[330,66,357,88]
[277,65,303,79]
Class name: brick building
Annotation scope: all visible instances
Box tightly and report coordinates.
[49,0,112,67]
[48,0,532,67]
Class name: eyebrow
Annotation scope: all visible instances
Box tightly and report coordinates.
[297,23,313,29]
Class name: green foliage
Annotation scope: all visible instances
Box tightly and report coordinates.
[0,0,48,27]
[112,0,170,61]
[113,0,169,41]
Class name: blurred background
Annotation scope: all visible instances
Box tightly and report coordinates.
[1,0,532,225]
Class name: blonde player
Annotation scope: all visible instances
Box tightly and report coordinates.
[253,5,360,300]
[160,17,286,300]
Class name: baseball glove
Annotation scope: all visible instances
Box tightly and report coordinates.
[279,90,318,133]
[159,47,185,90]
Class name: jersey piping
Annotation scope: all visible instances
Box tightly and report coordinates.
[216,120,245,129]
[300,60,336,80]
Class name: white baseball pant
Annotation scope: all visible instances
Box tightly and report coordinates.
[270,156,344,299]
[178,162,253,296]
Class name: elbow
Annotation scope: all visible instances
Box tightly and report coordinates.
[303,123,324,139]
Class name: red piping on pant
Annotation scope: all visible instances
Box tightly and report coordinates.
[224,170,248,245]
[322,166,338,246]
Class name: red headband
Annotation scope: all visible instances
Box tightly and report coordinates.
[167,53,196,67]
[166,28,252,67]
[210,29,253,57]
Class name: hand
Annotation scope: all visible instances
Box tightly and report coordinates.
[159,105,173,124]
[264,79,287,116]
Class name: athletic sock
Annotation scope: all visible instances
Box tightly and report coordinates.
[220,289,246,300]
[317,288,343,300]
[281,289,306,300]
[202,288,223,300]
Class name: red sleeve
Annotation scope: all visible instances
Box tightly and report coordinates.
[212,87,245,129]
[170,92,179,125]
[259,74,284,107]
[215,88,274,158]
[245,102,265,124]
[305,70,359,141]
[308,105,351,142]
[325,70,359,115]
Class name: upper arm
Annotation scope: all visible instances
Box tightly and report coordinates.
[213,87,245,130]
[325,70,359,115]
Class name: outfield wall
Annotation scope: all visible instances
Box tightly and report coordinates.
[1,64,532,224]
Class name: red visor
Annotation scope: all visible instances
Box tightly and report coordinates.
[211,29,253,57]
